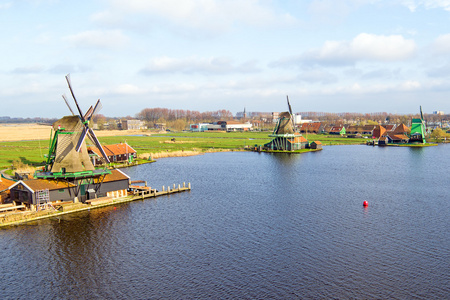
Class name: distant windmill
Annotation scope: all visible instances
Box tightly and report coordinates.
[409,106,427,143]
[40,74,110,176]
[265,96,307,151]
[272,96,296,135]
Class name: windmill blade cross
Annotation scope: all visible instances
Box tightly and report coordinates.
[65,74,85,122]
[87,128,110,163]
[62,94,75,115]
[84,105,94,120]
[287,95,293,115]
[75,127,88,152]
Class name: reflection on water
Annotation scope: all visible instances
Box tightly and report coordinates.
[1,145,449,299]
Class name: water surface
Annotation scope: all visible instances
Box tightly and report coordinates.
[1,145,449,299]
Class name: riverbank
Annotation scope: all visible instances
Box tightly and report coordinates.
[0,129,444,171]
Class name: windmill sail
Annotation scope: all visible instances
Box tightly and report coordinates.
[62,94,75,115]
[62,74,110,164]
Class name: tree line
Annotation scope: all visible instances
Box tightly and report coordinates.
[136,108,234,123]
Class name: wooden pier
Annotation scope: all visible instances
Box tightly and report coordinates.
[0,182,191,227]
[129,182,191,199]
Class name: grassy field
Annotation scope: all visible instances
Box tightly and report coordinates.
[0,130,369,171]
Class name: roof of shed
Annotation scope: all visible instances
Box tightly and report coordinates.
[11,179,77,192]
[0,177,16,191]
[388,133,409,141]
[103,169,130,183]
[88,143,136,157]
[393,123,411,134]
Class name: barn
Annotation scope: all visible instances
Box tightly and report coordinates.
[9,169,130,209]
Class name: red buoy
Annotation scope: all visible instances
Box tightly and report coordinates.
[363,201,369,207]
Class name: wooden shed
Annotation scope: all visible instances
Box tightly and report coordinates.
[9,179,77,208]
[9,169,130,209]
[310,141,323,150]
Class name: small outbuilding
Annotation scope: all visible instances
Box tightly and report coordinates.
[310,141,323,150]
[9,179,77,209]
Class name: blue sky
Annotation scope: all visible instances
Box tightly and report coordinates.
[1,0,450,118]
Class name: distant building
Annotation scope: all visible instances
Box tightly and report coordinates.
[190,121,252,132]
[272,112,279,123]
[372,125,386,139]
[88,143,137,166]
[328,125,346,135]
[433,111,445,115]
[300,122,323,134]
[190,123,210,132]
[346,125,376,135]
[220,120,252,131]
[293,114,302,125]
[121,119,147,130]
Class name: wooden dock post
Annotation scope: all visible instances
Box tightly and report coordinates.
[188,182,191,189]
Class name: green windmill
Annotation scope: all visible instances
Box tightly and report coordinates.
[409,106,427,143]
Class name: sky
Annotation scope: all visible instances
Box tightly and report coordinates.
[1,0,450,118]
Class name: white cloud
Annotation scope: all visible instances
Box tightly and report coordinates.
[308,0,379,17]
[11,65,45,74]
[272,33,416,67]
[63,30,129,49]
[297,69,338,84]
[351,33,416,60]
[140,56,260,75]
[432,33,450,54]
[102,0,296,33]
[399,0,450,12]
[427,63,450,77]
[113,84,145,95]
[0,2,12,9]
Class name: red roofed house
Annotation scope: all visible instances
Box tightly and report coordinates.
[300,122,323,134]
[392,123,410,135]
[372,125,387,139]
[329,125,346,135]
[88,143,137,166]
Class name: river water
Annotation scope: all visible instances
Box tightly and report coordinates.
[1,145,449,299]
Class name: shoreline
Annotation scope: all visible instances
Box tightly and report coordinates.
[0,183,191,228]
